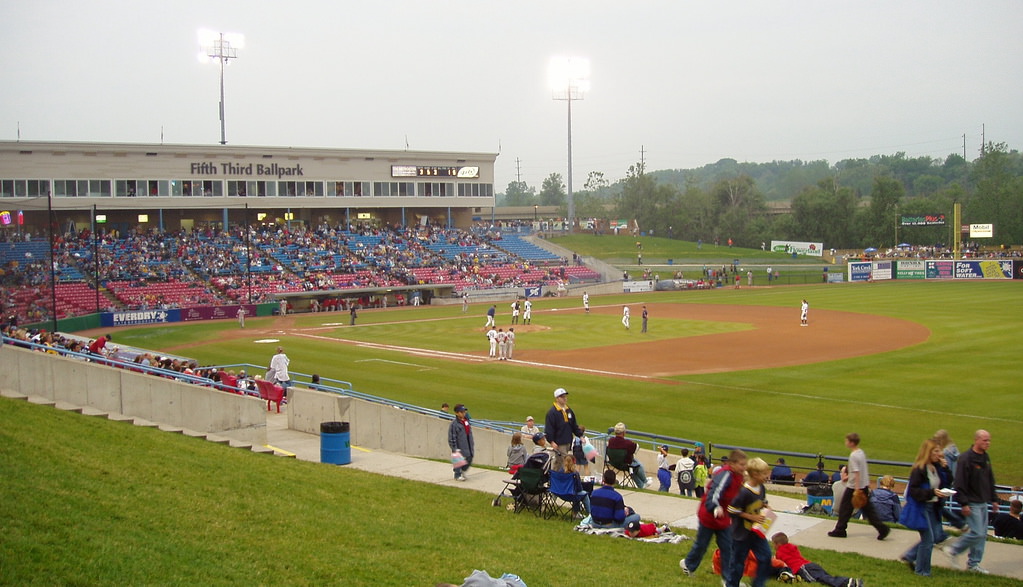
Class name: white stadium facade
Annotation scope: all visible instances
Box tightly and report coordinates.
[0,141,497,234]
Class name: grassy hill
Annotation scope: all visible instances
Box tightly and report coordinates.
[3,398,1019,586]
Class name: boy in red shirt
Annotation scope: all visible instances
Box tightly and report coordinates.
[771,532,862,587]
[680,449,747,583]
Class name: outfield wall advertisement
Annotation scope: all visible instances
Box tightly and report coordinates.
[895,260,927,279]
[848,260,1019,281]
[848,262,872,282]
[872,260,893,281]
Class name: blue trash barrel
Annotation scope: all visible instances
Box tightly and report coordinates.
[806,485,833,513]
[320,421,351,465]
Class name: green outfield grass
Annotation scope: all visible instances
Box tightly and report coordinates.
[549,233,830,266]
[113,279,1023,487]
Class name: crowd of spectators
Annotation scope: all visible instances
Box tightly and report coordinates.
[0,222,597,325]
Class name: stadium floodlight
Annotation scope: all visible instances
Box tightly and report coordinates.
[198,30,244,145]
[549,56,589,232]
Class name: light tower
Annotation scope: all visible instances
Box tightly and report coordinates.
[198,30,244,145]
[549,56,590,232]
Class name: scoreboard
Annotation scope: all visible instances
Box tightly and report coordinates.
[391,165,480,179]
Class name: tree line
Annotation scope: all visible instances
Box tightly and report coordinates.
[499,143,1023,248]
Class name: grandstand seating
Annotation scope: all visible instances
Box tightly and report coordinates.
[493,235,561,262]
[3,225,604,324]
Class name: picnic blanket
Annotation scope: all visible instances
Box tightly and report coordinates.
[573,524,690,544]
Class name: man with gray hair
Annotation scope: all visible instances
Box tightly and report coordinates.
[943,429,999,574]
[606,422,649,488]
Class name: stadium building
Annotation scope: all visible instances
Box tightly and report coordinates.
[0,140,497,234]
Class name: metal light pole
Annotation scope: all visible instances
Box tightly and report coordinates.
[550,57,589,233]
[198,31,243,145]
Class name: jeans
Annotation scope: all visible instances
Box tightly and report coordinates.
[631,461,649,488]
[730,535,772,587]
[903,501,936,576]
[951,502,989,569]
[453,456,472,479]
[683,524,733,584]
[591,511,640,529]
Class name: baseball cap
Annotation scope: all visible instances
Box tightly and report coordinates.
[526,416,534,421]
[532,433,545,443]
[626,520,641,534]
[453,404,467,412]
[660,444,669,451]
[554,388,568,398]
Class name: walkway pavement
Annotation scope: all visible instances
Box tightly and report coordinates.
[264,412,1022,581]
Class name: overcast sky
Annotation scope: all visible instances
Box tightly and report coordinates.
[2,1,1021,191]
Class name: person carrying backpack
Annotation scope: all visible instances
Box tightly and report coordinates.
[676,447,696,497]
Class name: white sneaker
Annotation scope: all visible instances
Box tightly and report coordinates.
[679,560,692,576]
[456,475,467,482]
[940,544,960,566]
[968,566,989,574]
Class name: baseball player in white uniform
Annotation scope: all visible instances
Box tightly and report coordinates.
[497,328,508,360]
[800,299,809,326]
[522,299,532,324]
[622,305,630,329]
[510,300,520,325]
[487,326,498,357]
[583,292,590,314]
[506,327,516,359]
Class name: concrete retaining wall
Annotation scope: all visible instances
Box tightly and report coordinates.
[3,345,660,476]
[287,385,515,466]
[283,385,661,474]
[0,345,267,445]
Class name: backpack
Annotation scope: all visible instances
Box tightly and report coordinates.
[677,468,694,487]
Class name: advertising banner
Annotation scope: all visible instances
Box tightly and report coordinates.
[925,261,955,279]
[900,214,946,226]
[623,280,655,293]
[104,309,177,328]
[848,262,872,282]
[181,304,258,321]
[969,224,994,238]
[872,260,893,281]
[953,260,1012,280]
[826,272,845,283]
[895,260,926,280]
[771,240,824,257]
[1015,260,1023,280]
[102,305,258,327]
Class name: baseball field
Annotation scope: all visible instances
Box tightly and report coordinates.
[107,277,1023,487]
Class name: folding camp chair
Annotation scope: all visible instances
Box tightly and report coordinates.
[509,467,553,518]
[548,470,588,521]
[604,448,638,488]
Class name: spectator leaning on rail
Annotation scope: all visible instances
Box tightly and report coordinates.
[544,388,584,456]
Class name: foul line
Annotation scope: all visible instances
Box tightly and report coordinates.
[292,332,660,380]
[355,358,436,371]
